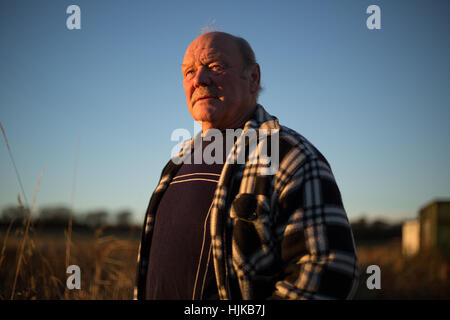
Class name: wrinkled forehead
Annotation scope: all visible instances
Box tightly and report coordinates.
[182,33,241,67]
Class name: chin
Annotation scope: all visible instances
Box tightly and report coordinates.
[192,102,222,122]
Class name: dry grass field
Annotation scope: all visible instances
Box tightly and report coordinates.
[1,225,449,300]
[354,239,450,299]
[0,225,139,300]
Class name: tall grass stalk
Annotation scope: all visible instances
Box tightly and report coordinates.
[0,122,30,209]
[10,167,46,300]
[64,137,80,299]
[0,217,16,269]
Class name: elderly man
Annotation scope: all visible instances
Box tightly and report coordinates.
[135,31,358,300]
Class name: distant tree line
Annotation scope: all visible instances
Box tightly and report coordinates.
[350,217,402,246]
[0,205,140,236]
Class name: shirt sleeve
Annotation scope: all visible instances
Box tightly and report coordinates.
[269,155,359,299]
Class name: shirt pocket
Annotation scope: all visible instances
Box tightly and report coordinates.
[230,193,271,223]
[229,193,278,278]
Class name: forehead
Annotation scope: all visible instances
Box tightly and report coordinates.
[182,34,241,67]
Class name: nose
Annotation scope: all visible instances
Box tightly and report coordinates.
[193,66,212,88]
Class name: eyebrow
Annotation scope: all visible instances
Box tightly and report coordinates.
[181,53,227,70]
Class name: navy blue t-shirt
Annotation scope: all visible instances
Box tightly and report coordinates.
[146,137,226,300]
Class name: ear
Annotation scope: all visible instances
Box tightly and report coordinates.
[248,63,260,95]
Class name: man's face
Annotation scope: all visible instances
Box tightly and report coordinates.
[182,33,255,130]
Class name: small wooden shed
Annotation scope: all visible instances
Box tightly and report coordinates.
[419,200,450,258]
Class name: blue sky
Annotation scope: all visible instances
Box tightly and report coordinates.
[1,0,449,224]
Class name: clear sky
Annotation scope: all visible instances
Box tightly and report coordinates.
[1,0,449,225]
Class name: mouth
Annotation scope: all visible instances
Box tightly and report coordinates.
[198,95,218,101]
[194,95,219,105]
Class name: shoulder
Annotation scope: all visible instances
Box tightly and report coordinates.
[273,125,339,203]
[277,124,332,171]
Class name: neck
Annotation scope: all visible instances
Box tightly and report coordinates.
[201,104,257,136]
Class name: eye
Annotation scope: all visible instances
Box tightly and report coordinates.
[210,64,224,72]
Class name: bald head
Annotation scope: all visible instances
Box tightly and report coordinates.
[187,32,257,69]
[182,32,261,132]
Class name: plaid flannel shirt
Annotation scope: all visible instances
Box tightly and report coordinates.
[134,104,359,300]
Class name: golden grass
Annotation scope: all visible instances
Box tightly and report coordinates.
[355,239,450,299]
[0,229,139,300]
[11,167,46,299]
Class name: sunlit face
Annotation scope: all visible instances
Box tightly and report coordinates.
[182,32,257,131]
